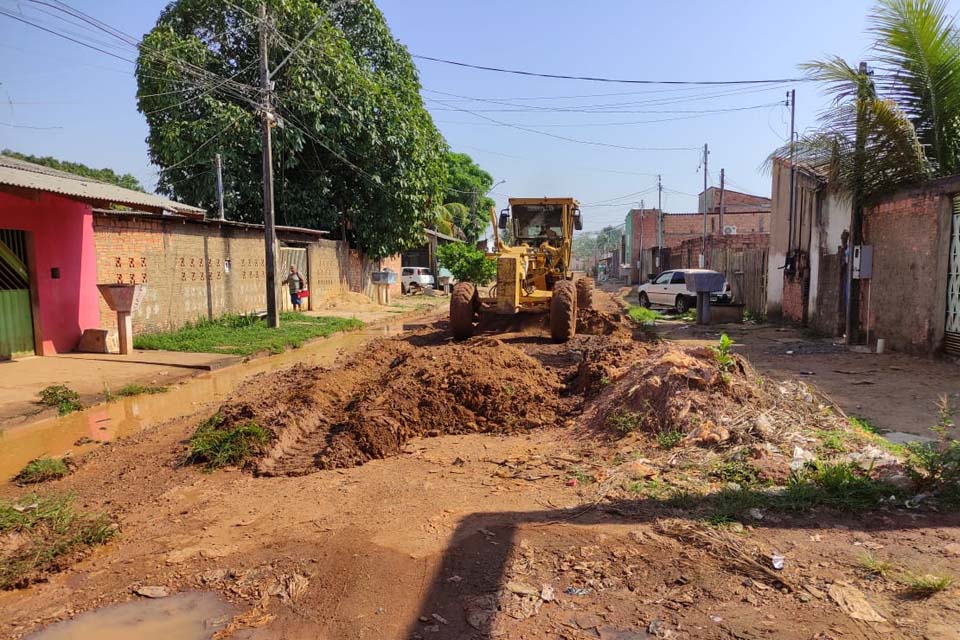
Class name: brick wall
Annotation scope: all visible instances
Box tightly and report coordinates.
[93,213,377,334]
[861,189,950,353]
[628,209,770,268]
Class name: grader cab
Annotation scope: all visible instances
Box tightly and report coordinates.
[449,197,594,342]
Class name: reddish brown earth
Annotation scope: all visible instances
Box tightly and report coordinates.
[1,290,959,640]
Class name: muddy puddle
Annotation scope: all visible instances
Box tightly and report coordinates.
[26,592,234,639]
[0,322,412,482]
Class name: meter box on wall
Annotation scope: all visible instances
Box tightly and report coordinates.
[852,245,873,279]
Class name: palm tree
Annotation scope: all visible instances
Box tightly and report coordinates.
[773,0,960,198]
[432,202,468,239]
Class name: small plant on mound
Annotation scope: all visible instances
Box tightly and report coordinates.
[783,461,896,511]
[711,334,735,382]
[858,554,896,578]
[903,572,954,597]
[906,396,960,502]
[608,409,643,436]
[849,415,880,434]
[657,430,683,450]
[0,493,115,589]
[15,458,71,485]
[711,459,760,487]
[186,414,273,470]
[628,306,661,325]
[38,385,82,416]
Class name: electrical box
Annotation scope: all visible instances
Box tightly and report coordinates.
[852,244,873,279]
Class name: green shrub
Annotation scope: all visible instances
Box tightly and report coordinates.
[906,396,960,500]
[657,430,683,450]
[711,460,760,487]
[782,461,896,511]
[15,458,71,484]
[186,415,273,470]
[711,334,735,372]
[607,409,643,436]
[38,385,82,416]
[627,306,662,325]
[437,242,496,286]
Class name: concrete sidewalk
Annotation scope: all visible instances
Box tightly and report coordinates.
[0,350,239,426]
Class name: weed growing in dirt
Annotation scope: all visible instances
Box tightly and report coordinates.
[782,461,897,511]
[903,572,955,596]
[15,458,70,485]
[38,385,82,416]
[906,396,960,502]
[680,309,696,322]
[816,429,848,452]
[858,554,896,578]
[848,415,880,434]
[115,384,168,397]
[134,312,363,356]
[627,306,662,325]
[0,493,115,589]
[711,334,735,373]
[711,460,760,487]
[568,468,594,485]
[608,409,643,436]
[657,430,683,450]
[186,414,273,470]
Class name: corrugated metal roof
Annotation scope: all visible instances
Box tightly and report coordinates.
[0,155,206,216]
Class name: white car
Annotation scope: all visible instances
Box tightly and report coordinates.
[637,269,731,313]
[401,267,435,294]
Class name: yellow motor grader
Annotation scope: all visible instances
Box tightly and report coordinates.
[450,197,593,342]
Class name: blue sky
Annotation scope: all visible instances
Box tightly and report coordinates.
[1,0,952,232]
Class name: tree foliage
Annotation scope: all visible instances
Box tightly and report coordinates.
[135,0,447,258]
[772,0,960,199]
[437,242,496,286]
[2,149,143,191]
[441,152,496,242]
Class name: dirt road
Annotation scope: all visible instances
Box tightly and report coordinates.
[2,290,959,640]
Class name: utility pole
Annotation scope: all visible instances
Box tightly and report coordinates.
[787,89,796,254]
[845,64,870,344]
[656,173,663,272]
[214,153,225,221]
[259,4,279,328]
[638,199,645,282]
[718,168,725,234]
[701,143,708,268]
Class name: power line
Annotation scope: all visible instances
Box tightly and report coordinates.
[0,8,135,62]
[0,120,63,130]
[413,53,811,85]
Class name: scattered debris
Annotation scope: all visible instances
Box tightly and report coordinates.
[828,583,887,623]
[133,585,170,599]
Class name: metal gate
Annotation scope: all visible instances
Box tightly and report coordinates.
[0,229,34,359]
[946,197,960,355]
[277,246,308,312]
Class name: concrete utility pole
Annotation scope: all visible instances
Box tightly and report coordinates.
[656,173,663,272]
[259,4,279,328]
[718,168,725,233]
[701,143,708,268]
[638,199,645,281]
[214,153,225,221]
[787,89,796,254]
[845,63,870,344]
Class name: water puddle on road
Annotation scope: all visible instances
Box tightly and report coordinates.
[0,322,411,482]
[26,592,234,640]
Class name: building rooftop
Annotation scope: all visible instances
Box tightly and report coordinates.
[0,155,206,217]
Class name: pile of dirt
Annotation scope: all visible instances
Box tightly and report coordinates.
[582,342,831,447]
[312,289,379,311]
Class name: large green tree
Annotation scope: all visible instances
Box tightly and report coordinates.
[2,149,144,191]
[136,0,447,258]
[442,152,496,242]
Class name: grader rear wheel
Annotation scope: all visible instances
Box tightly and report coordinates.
[576,277,594,310]
[450,282,476,340]
[550,280,577,342]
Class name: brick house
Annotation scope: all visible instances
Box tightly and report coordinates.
[624,189,771,283]
[0,155,401,359]
[766,156,960,356]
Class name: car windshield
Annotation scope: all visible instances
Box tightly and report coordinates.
[653,272,672,285]
[512,204,563,243]
[418,268,432,276]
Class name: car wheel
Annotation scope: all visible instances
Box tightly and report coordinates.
[639,292,650,308]
[675,295,691,314]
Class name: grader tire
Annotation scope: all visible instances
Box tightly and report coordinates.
[576,277,594,310]
[450,282,476,340]
[550,280,578,342]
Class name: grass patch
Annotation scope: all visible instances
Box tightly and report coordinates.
[903,572,954,596]
[186,414,273,470]
[627,306,663,325]
[38,385,82,416]
[858,554,896,578]
[781,461,897,511]
[568,468,595,485]
[115,383,168,397]
[0,494,115,589]
[14,458,70,485]
[711,460,760,487]
[134,312,363,356]
[905,396,960,503]
[607,409,643,436]
[849,415,880,435]
[816,429,849,452]
[657,430,683,450]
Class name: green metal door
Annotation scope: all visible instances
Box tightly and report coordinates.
[0,229,34,359]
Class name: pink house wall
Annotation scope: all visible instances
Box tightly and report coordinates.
[0,190,99,354]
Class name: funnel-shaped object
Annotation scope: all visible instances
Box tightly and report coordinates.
[96,284,145,354]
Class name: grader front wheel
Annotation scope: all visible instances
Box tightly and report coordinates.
[550,280,577,342]
[576,277,594,310]
[450,282,476,340]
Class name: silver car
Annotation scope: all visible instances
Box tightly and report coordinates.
[401,266,435,294]
[637,269,731,313]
